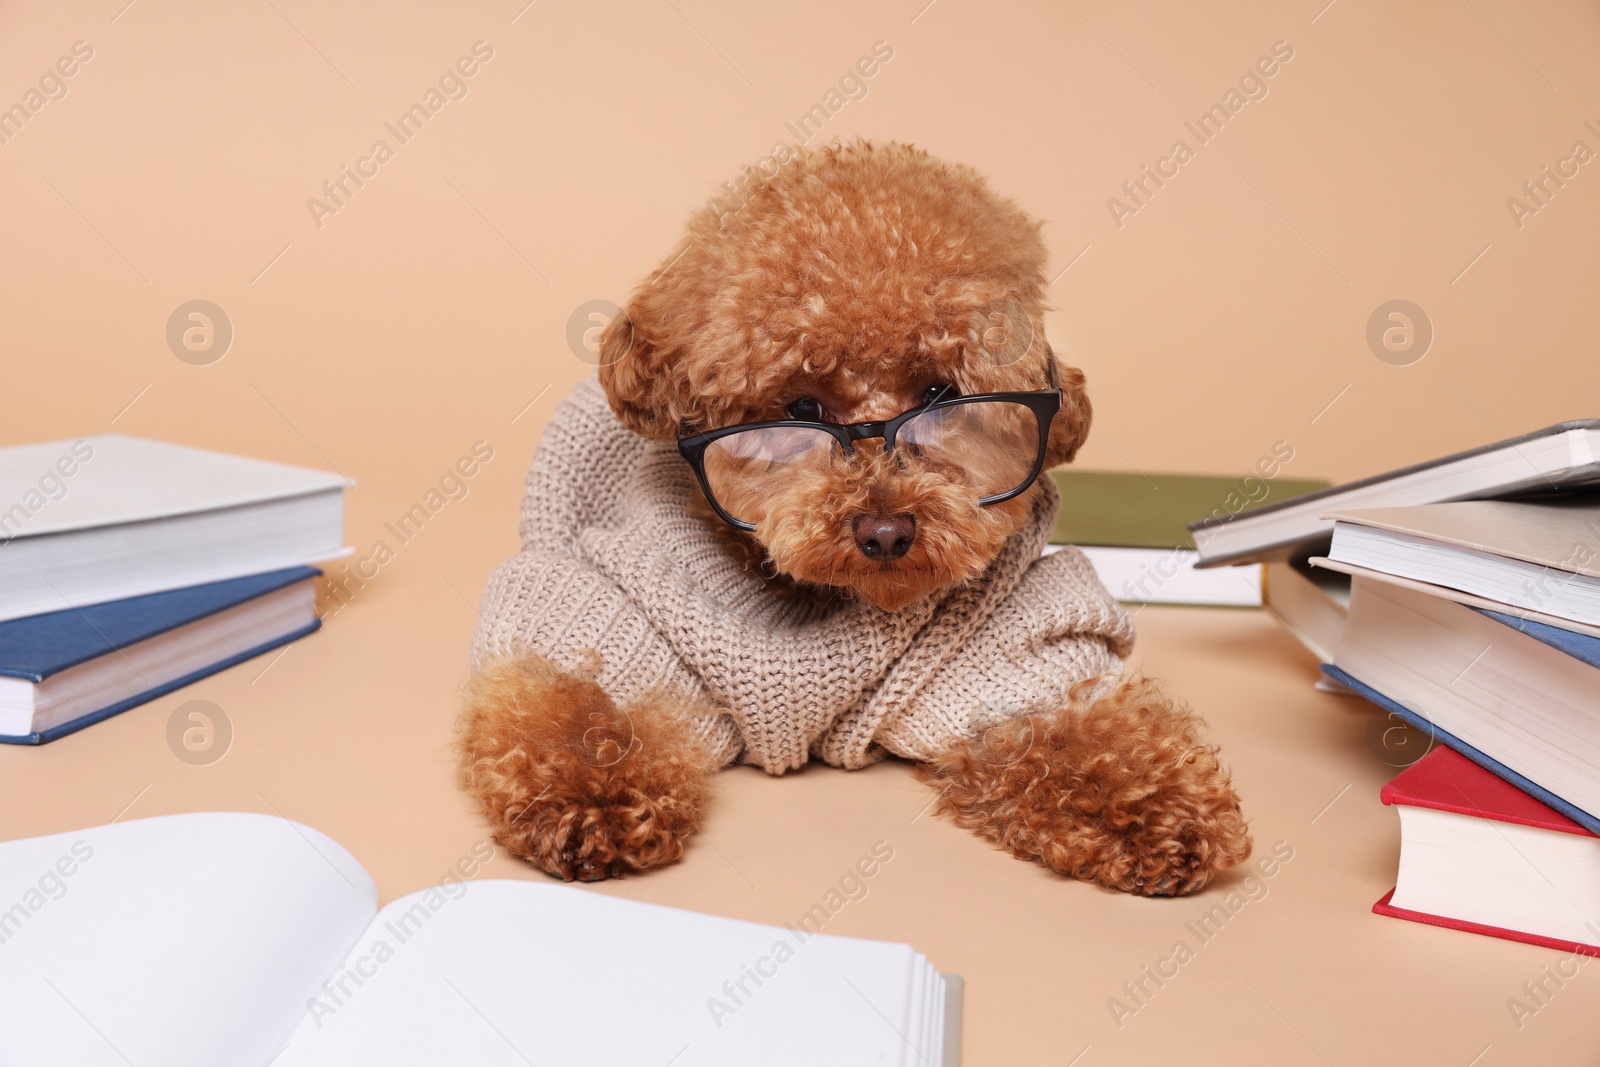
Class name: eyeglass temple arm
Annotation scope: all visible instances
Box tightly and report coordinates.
[1045,343,1062,392]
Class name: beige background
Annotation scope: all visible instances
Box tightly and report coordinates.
[3,0,1599,1062]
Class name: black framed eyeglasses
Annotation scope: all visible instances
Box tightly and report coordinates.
[677,383,1062,532]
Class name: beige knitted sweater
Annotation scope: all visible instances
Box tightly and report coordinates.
[471,378,1134,775]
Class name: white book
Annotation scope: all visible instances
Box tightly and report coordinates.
[0,813,961,1067]
[1319,499,1600,628]
[1044,544,1263,607]
[1390,801,1600,950]
[1331,577,1600,826]
[1261,560,1350,666]
[1189,420,1600,567]
[0,435,350,622]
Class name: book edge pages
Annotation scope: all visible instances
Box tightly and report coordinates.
[1,483,349,543]
[1260,560,1342,660]
[0,618,321,744]
[941,973,963,1067]
[1309,557,1600,640]
[1325,504,1600,579]
[1319,664,1600,835]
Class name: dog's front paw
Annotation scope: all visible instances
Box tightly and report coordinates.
[914,677,1251,897]
[455,653,715,881]
[499,778,699,883]
[1063,787,1250,898]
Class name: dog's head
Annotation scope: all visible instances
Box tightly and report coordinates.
[599,140,1090,611]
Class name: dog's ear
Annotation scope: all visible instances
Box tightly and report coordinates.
[1044,345,1092,467]
[596,289,683,440]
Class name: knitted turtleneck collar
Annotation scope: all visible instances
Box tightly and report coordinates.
[472,377,1133,774]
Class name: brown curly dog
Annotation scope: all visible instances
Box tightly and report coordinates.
[456,139,1251,895]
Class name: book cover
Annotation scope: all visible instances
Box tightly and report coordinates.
[1382,745,1594,838]
[1185,419,1600,567]
[1478,606,1600,670]
[1371,889,1600,959]
[0,435,350,542]
[0,567,321,682]
[1049,470,1330,549]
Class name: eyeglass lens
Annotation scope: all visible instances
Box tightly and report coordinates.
[699,400,1040,527]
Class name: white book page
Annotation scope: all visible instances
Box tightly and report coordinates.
[0,812,375,1067]
[275,880,935,1067]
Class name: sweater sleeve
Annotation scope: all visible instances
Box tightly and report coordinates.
[871,545,1135,762]
[469,379,745,769]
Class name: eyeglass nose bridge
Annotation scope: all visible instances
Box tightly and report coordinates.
[839,419,895,452]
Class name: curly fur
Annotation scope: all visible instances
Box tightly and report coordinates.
[598,141,1080,443]
[598,140,1089,610]
[755,446,1032,611]
[456,138,1253,893]
[596,141,1090,468]
[455,652,717,881]
[913,676,1252,896]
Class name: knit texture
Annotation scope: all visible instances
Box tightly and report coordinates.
[471,378,1135,775]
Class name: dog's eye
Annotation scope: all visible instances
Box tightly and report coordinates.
[785,397,824,421]
[921,383,958,405]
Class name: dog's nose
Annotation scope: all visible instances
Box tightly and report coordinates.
[852,514,916,559]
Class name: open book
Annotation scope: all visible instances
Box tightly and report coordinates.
[0,813,960,1066]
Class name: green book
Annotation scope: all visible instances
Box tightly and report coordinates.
[1050,470,1333,550]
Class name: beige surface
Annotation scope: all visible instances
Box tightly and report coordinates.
[3,0,1600,1062]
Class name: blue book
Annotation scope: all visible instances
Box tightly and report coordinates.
[1322,666,1600,837]
[1325,590,1600,837]
[0,567,321,745]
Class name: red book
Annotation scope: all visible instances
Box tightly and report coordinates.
[1375,746,1600,957]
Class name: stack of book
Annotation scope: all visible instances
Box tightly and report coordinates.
[1187,420,1600,657]
[1045,469,1329,607]
[0,435,348,744]
[1189,419,1600,954]
[1317,498,1600,954]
